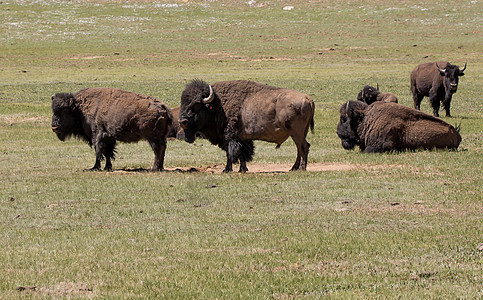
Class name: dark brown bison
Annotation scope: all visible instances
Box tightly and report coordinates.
[410,61,466,117]
[51,87,172,171]
[357,84,398,104]
[178,79,315,172]
[337,100,461,153]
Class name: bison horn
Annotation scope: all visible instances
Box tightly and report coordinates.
[345,101,350,117]
[202,85,214,104]
[460,62,467,72]
[376,83,379,91]
[436,62,446,74]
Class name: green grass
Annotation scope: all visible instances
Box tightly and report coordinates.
[1,0,482,298]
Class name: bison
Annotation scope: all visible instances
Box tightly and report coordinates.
[51,87,172,171]
[410,61,466,117]
[166,106,185,139]
[357,84,398,104]
[178,79,315,172]
[337,100,461,153]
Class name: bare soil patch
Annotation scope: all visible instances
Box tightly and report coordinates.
[167,162,360,174]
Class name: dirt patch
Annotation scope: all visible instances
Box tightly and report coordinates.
[17,282,94,297]
[165,162,360,174]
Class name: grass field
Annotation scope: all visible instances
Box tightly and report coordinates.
[1,0,482,298]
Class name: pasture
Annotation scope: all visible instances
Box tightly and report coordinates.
[1,0,481,298]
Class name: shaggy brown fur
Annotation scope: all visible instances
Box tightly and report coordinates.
[51,87,172,171]
[179,79,315,172]
[411,61,466,117]
[337,101,461,153]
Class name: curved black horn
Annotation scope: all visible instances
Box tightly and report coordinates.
[460,62,467,72]
[376,83,379,91]
[435,62,446,74]
[202,85,214,104]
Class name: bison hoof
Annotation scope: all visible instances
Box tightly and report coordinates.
[86,166,101,172]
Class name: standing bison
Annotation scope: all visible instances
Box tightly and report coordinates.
[357,84,398,104]
[51,87,172,171]
[337,101,461,153]
[410,61,466,117]
[178,79,315,172]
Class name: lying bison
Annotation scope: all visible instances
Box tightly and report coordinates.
[178,79,315,172]
[357,84,398,104]
[51,87,172,171]
[337,101,461,153]
[411,61,466,117]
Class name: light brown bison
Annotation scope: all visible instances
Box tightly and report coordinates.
[51,87,172,171]
[357,84,398,104]
[410,61,466,117]
[178,79,315,172]
[337,101,461,153]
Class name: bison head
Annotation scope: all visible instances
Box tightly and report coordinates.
[337,100,367,150]
[51,93,78,141]
[436,62,466,93]
[178,79,217,143]
[358,85,379,104]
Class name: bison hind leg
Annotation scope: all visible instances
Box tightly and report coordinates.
[103,140,117,171]
[148,139,167,171]
[290,135,310,171]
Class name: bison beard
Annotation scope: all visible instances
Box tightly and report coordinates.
[179,79,315,172]
[51,88,172,171]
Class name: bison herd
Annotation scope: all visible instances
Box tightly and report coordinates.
[51,61,465,172]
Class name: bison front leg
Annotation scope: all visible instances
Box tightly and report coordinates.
[428,89,441,117]
[149,139,167,171]
[239,159,248,173]
[88,133,104,171]
[223,153,234,173]
[442,95,452,117]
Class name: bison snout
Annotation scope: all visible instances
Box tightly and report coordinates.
[179,119,188,130]
[51,126,61,134]
[450,83,458,91]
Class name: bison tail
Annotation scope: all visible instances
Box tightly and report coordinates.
[310,116,315,134]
